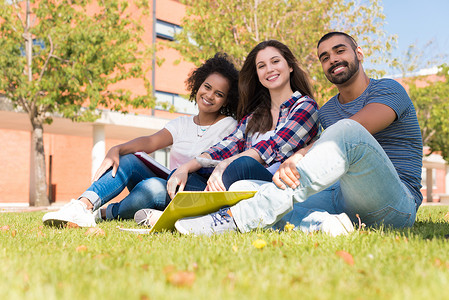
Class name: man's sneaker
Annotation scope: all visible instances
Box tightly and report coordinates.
[321,213,354,237]
[174,207,238,236]
[134,209,163,228]
[42,199,97,227]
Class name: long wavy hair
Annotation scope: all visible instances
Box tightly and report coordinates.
[185,52,239,117]
[238,40,314,135]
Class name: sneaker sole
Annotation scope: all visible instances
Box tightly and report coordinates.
[43,218,69,227]
[336,213,354,234]
[174,220,191,235]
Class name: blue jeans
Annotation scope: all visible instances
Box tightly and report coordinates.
[230,119,417,233]
[180,156,273,191]
[79,154,170,220]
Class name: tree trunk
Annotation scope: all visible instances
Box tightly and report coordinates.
[29,118,49,206]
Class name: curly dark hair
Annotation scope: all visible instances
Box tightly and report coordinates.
[185,53,239,117]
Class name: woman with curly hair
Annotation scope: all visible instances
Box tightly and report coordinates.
[42,53,240,227]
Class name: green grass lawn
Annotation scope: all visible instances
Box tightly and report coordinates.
[1,205,449,300]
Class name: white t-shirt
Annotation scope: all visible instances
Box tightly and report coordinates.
[165,115,237,170]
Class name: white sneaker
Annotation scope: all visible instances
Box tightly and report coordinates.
[134,209,163,228]
[93,208,103,223]
[42,199,97,227]
[321,213,354,237]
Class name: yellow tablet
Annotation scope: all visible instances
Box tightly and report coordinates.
[150,191,256,233]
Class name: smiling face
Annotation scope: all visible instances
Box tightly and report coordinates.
[317,35,363,85]
[196,72,230,114]
[255,46,293,92]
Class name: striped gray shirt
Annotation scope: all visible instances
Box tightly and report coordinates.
[319,78,423,206]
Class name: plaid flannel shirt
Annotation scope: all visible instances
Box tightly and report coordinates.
[204,91,319,166]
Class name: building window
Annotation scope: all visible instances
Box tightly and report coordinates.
[156,19,182,41]
[20,39,45,56]
[155,91,198,115]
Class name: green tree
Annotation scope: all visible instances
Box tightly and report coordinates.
[173,0,395,104]
[408,65,449,161]
[391,40,447,77]
[0,0,153,206]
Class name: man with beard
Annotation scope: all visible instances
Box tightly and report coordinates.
[174,32,423,236]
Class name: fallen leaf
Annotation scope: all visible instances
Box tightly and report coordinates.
[93,253,110,259]
[166,271,195,287]
[1,225,10,231]
[163,265,176,275]
[76,245,88,252]
[66,222,79,229]
[141,264,149,271]
[272,240,284,247]
[252,239,267,249]
[11,230,17,237]
[314,242,319,248]
[84,228,105,236]
[140,295,150,300]
[336,250,354,265]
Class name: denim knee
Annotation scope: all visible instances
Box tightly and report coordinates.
[133,177,170,209]
[322,119,371,143]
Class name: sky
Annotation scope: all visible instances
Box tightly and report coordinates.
[377,0,449,74]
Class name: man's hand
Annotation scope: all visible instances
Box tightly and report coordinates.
[273,152,304,189]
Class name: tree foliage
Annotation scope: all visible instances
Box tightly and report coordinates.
[408,65,449,161]
[0,0,153,122]
[173,0,395,104]
[0,0,153,205]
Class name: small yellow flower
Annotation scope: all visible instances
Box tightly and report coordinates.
[252,239,267,249]
[232,245,238,252]
[284,222,295,232]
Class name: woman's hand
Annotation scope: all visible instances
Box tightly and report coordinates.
[93,146,121,182]
[273,151,304,189]
[205,160,231,191]
[167,167,189,199]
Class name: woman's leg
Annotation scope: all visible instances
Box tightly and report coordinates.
[222,156,273,189]
[105,177,170,220]
[79,154,157,211]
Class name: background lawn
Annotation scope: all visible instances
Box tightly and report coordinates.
[1,205,449,300]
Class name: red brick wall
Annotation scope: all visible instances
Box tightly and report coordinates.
[0,129,30,203]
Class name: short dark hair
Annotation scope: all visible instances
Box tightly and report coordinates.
[185,53,239,117]
[317,32,358,51]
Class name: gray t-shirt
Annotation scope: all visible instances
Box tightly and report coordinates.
[319,78,423,206]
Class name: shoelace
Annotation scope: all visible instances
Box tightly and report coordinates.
[137,211,153,228]
[211,207,231,227]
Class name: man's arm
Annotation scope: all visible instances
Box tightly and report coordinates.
[349,102,397,135]
[273,102,396,189]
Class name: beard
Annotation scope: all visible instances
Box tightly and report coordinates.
[325,54,360,85]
